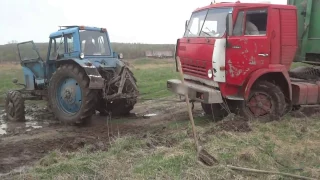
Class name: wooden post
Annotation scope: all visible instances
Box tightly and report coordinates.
[176,57,199,150]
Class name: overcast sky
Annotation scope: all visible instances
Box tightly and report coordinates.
[0,0,286,45]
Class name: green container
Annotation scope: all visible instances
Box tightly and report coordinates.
[288,0,320,64]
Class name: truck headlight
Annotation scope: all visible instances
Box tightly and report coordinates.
[208,69,213,78]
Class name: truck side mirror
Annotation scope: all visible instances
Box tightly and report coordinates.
[185,20,189,31]
[226,13,233,36]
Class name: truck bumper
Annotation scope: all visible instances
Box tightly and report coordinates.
[167,79,223,103]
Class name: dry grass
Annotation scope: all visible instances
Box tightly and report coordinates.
[8,113,319,180]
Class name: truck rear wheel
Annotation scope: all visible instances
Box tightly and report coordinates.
[235,81,286,121]
[5,90,25,122]
[48,64,97,125]
[201,103,228,121]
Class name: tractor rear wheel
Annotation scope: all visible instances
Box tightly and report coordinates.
[48,64,97,125]
[5,90,25,122]
[201,103,229,121]
[232,81,286,121]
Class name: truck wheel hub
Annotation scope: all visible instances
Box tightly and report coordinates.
[247,93,272,117]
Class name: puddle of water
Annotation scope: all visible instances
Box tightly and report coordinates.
[0,115,7,135]
[25,115,43,129]
[143,113,157,118]
[25,121,42,129]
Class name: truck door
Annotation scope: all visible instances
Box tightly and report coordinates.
[17,41,45,90]
[226,7,270,86]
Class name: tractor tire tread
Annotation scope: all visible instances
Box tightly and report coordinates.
[5,90,25,122]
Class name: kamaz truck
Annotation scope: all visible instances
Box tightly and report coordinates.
[167,0,320,120]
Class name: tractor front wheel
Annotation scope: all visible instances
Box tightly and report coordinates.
[5,90,25,122]
[48,64,97,125]
[232,81,286,121]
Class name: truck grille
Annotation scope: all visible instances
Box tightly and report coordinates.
[181,60,208,78]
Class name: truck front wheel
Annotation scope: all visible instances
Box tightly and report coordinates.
[234,81,286,121]
[201,103,229,121]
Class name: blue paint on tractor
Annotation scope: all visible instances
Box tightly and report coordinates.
[22,67,35,90]
[56,77,82,114]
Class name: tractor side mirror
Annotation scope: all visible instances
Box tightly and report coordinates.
[226,13,233,36]
[118,53,123,59]
[185,20,189,31]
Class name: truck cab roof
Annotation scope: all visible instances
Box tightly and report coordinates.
[194,2,296,12]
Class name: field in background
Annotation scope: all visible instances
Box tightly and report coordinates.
[0,43,175,63]
[0,59,319,179]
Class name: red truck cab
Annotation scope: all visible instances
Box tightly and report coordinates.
[167,1,298,120]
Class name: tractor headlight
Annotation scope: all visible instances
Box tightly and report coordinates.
[208,69,213,78]
[80,53,84,59]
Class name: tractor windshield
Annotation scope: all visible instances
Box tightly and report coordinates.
[79,30,111,56]
[184,8,232,38]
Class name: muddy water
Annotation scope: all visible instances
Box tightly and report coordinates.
[0,104,55,137]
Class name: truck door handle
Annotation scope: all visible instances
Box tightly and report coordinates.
[258,53,269,57]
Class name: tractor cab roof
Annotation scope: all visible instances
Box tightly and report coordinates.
[49,25,107,38]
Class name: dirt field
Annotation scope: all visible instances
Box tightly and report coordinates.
[0,59,319,179]
[0,96,190,175]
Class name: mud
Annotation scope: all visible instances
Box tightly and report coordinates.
[217,119,252,132]
[290,106,320,118]
[1,100,319,175]
[0,98,191,174]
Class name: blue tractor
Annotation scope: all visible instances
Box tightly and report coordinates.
[5,26,139,124]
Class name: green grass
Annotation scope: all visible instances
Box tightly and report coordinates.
[133,65,179,99]
[0,64,24,104]
[17,115,320,179]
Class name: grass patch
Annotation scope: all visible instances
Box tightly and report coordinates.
[16,115,320,179]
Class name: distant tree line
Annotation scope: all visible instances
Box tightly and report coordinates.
[0,42,175,62]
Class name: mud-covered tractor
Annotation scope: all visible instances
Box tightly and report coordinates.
[5,26,139,124]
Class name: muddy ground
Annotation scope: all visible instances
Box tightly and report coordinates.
[0,98,319,176]
[0,97,201,174]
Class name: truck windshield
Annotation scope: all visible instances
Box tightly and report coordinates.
[184,8,232,38]
[79,30,111,56]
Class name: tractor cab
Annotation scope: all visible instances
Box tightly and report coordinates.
[48,26,123,61]
[17,26,124,90]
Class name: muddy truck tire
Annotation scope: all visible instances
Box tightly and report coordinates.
[5,90,25,122]
[48,64,97,125]
[289,66,320,80]
[230,81,286,121]
[201,103,229,121]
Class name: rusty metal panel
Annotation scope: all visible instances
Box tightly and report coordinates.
[291,82,319,105]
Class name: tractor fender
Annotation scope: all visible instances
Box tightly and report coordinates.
[22,67,35,90]
[56,59,105,89]
[243,65,292,101]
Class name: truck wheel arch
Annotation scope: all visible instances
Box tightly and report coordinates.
[243,68,292,102]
